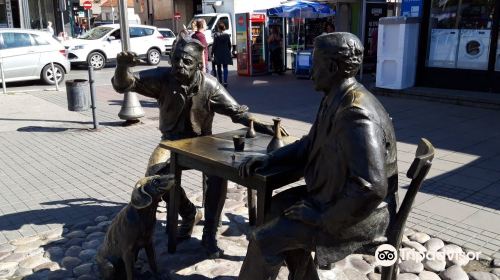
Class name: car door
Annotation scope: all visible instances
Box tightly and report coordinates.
[0,32,40,81]
[130,27,148,55]
[103,28,122,59]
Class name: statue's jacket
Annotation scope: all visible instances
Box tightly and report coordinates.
[112,67,251,140]
[265,80,398,265]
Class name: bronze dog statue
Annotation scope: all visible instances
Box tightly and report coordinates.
[96,175,174,280]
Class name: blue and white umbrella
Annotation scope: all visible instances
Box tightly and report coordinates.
[268,0,335,19]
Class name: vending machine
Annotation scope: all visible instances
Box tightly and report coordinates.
[236,12,268,76]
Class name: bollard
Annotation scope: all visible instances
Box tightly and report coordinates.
[50,62,59,91]
[88,66,99,129]
[0,59,6,94]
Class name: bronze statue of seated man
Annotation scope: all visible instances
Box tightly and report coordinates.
[237,32,399,280]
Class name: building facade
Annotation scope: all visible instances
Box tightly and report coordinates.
[416,0,499,92]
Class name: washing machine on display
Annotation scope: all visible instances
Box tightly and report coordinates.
[456,29,491,70]
[427,29,459,68]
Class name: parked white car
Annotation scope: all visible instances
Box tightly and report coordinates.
[158,28,176,54]
[0,28,70,85]
[64,24,166,70]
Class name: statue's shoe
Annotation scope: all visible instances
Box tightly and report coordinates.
[176,209,203,242]
[201,235,224,259]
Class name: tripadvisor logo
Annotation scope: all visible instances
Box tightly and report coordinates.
[375,244,481,267]
[375,244,398,266]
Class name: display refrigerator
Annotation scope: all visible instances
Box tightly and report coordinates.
[236,12,268,76]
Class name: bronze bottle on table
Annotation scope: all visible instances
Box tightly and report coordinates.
[266,118,284,153]
[246,119,257,138]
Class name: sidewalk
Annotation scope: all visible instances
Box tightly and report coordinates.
[0,70,499,262]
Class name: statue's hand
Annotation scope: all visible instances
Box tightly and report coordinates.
[238,155,270,178]
[116,51,141,67]
[254,121,289,137]
[284,200,321,227]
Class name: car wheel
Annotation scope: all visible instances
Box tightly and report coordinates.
[41,64,65,85]
[87,52,106,70]
[147,48,161,65]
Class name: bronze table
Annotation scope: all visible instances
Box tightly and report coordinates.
[160,129,303,253]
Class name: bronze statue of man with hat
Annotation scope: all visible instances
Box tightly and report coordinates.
[112,35,282,258]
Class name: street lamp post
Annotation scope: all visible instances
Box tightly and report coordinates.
[117,0,145,125]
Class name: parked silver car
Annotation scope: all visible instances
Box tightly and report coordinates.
[0,28,70,85]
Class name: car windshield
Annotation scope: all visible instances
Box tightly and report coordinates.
[80,26,113,40]
[188,16,216,30]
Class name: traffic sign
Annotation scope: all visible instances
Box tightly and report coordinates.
[83,1,92,10]
[174,12,181,19]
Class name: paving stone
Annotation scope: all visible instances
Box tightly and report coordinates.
[419,270,441,280]
[494,259,500,268]
[10,235,40,246]
[94,216,108,223]
[0,243,16,253]
[368,272,381,280]
[0,262,17,278]
[404,228,416,236]
[440,244,464,255]
[84,226,100,234]
[66,237,85,247]
[71,222,94,231]
[13,240,44,254]
[347,257,374,274]
[409,232,431,244]
[97,221,112,231]
[0,251,10,261]
[65,245,82,257]
[14,267,33,277]
[46,269,73,279]
[426,238,445,252]
[82,239,101,250]
[44,246,64,260]
[363,255,377,265]
[403,240,427,254]
[397,273,420,280]
[79,249,97,262]
[32,261,60,272]
[399,260,424,274]
[86,232,105,240]
[343,268,369,280]
[424,258,447,272]
[73,263,93,277]
[491,268,500,277]
[2,252,29,263]
[39,228,64,241]
[469,272,499,280]
[440,265,469,280]
[448,253,470,267]
[400,248,425,262]
[62,256,82,270]
[19,253,49,270]
[66,230,86,239]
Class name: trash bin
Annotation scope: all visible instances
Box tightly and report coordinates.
[65,79,90,111]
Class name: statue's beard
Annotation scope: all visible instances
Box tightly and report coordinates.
[173,68,191,82]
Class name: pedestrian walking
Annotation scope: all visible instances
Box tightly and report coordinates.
[211,21,232,87]
[191,19,210,74]
[268,26,284,74]
[47,21,54,36]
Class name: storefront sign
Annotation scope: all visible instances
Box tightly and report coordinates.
[250,13,265,23]
[401,0,423,17]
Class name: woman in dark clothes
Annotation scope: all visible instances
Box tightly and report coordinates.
[191,19,210,73]
[211,21,233,87]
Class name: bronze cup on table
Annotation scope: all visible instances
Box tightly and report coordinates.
[233,135,245,151]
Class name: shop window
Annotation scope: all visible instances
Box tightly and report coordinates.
[1,32,32,49]
[426,0,495,70]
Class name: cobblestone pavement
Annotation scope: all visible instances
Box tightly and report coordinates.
[0,67,499,278]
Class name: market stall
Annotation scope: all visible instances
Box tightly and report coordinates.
[267,0,335,77]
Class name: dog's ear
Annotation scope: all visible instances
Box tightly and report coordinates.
[131,177,152,209]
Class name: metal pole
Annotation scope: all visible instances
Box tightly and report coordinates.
[61,10,65,38]
[50,62,60,91]
[88,66,99,129]
[117,0,144,123]
[111,7,114,24]
[88,8,91,30]
[360,0,366,81]
[0,59,6,94]
[119,0,130,51]
[38,0,43,30]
